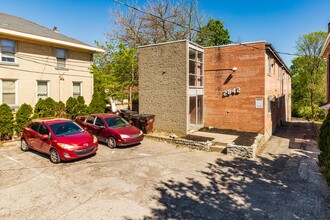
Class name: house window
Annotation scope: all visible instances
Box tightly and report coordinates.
[73,82,81,98]
[56,48,67,69]
[267,56,272,76]
[1,40,16,63]
[267,96,272,113]
[37,81,49,100]
[1,80,16,105]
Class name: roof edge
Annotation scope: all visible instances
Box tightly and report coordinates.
[320,33,330,58]
[0,28,104,53]
[266,43,291,75]
[138,39,188,49]
[204,40,267,49]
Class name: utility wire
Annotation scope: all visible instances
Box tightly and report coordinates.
[15,55,92,73]
[16,54,92,69]
[113,0,299,57]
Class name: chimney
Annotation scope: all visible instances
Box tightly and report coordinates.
[52,26,59,33]
[328,22,330,33]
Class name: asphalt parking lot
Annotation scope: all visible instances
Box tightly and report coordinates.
[0,120,329,219]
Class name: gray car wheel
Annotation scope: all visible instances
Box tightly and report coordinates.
[21,139,29,151]
[107,137,117,148]
[50,149,61,164]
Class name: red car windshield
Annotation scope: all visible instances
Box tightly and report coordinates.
[105,117,129,128]
[49,121,85,137]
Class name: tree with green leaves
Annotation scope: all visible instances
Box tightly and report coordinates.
[0,104,14,140]
[291,31,327,120]
[92,42,138,109]
[196,18,231,47]
[15,103,33,135]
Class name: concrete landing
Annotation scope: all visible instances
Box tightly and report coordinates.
[190,131,238,145]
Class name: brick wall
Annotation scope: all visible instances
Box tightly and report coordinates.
[204,42,267,134]
[204,42,291,139]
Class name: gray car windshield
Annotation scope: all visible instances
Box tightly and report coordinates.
[105,117,129,128]
[50,121,85,137]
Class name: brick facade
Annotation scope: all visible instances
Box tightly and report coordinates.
[204,43,266,134]
[204,42,291,140]
[138,40,291,140]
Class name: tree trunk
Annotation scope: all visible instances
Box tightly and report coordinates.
[128,63,134,110]
[310,88,315,120]
[129,85,132,110]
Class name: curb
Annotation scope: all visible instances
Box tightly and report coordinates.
[146,133,265,159]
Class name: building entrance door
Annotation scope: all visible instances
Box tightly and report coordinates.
[189,95,203,131]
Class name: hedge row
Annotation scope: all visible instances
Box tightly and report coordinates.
[318,113,330,185]
[0,94,106,141]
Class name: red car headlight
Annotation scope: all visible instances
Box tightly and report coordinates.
[93,135,98,143]
[120,134,130,139]
[57,143,75,150]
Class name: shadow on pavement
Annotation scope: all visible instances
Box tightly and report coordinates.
[143,155,328,219]
[142,120,329,219]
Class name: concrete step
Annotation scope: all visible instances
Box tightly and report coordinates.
[209,143,227,153]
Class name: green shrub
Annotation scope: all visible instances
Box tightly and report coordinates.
[76,96,89,116]
[89,92,106,114]
[0,104,14,140]
[15,103,33,135]
[318,112,330,185]
[66,96,89,119]
[56,101,66,117]
[298,106,312,120]
[33,97,58,118]
[295,105,326,121]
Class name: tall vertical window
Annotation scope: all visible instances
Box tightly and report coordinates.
[1,40,15,63]
[267,56,272,76]
[189,48,203,88]
[56,48,67,69]
[73,82,81,98]
[267,96,272,113]
[37,81,48,100]
[2,80,16,105]
[278,65,281,80]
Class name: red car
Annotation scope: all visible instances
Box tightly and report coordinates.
[75,113,144,148]
[21,118,98,163]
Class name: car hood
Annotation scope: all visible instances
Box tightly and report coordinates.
[111,125,141,135]
[54,132,94,147]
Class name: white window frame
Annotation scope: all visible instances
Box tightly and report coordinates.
[188,45,204,89]
[0,39,16,64]
[56,48,67,69]
[0,79,18,106]
[36,81,50,101]
[72,81,82,98]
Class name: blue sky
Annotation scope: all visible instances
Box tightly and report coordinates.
[1,0,330,66]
